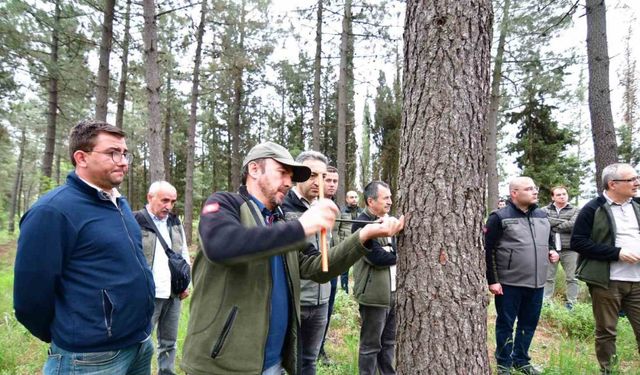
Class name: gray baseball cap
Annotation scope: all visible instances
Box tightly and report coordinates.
[243,141,311,182]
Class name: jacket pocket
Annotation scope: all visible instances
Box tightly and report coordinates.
[210,305,238,359]
[101,290,114,338]
[507,250,514,270]
[360,268,373,296]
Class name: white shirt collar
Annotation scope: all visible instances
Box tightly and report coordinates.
[78,176,121,205]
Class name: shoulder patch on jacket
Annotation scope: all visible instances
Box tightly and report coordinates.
[202,202,220,214]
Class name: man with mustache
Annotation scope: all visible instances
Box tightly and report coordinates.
[14,120,155,374]
[181,142,404,375]
[351,181,398,375]
[134,181,191,375]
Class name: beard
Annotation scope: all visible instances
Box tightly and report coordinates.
[258,176,288,209]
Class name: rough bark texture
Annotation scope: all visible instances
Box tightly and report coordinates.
[398,0,492,373]
[95,0,115,121]
[336,0,351,205]
[229,0,246,191]
[115,0,131,129]
[184,0,207,245]
[143,0,165,182]
[9,129,26,233]
[486,0,509,212]
[42,0,60,180]
[311,0,322,151]
[586,0,617,191]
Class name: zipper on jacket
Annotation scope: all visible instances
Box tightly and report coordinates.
[211,305,239,359]
[527,216,540,288]
[507,249,514,270]
[361,268,373,295]
[101,289,114,338]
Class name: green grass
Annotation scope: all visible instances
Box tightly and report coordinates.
[3,232,640,374]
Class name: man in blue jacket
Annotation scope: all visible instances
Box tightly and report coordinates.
[14,120,155,374]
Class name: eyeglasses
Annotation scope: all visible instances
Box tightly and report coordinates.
[612,176,640,183]
[89,150,134,164]
[515,186,538,192]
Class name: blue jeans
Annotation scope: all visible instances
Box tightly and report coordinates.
[151,297,181,375]
[44,338,154,375]
[495,285,544,368]
[300,303,329,375]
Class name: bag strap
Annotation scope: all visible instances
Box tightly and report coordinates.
[141,209,175,256]
[239,193,267,228]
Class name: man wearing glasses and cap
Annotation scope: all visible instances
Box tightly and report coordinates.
[14,120,155,374]
[571,163,640,374]
[181,141,404,375]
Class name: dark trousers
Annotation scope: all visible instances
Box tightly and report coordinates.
[341,270,349,293]
[319,277,338,356]
[358,297,396,375]
[494,285,544,368]
[589,281,640,371]
[300,303,329,375]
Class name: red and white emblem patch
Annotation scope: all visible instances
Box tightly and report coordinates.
[202,202,220,214]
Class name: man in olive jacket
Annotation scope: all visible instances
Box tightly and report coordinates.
[351,181,398,375]
[571,163,640,373]
[180,142,404,375]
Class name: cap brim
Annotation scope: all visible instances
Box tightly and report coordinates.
[273,157,311,182]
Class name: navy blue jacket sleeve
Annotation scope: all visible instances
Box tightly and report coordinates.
[484,212,502,285]
[14,205,76,343]
[570,202,620,261]
[199,192,307,264]
[351,216,396,267]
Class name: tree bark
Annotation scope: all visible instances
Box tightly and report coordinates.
[184,0,207,246]
[311,0,322,150]
[95,0,116,121]
[143,0,165,182]
[486,0,510,212]
[586,0,617,191]
[42,0,60,182]
[9,128,26,234]
[336,0,351,205]
[398,0,492,373]
[115,0,132,129]
[164,72,173,182]
[229,0,246,191]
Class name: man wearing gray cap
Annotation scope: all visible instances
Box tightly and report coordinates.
[181,141,404,375]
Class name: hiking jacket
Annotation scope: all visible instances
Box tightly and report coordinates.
[281,189,331,306]
[571,195,640,289]
[485,200,553,288]
[133,210,188,268]
[351,208,397,307]
[541,202,580,250]
[180,186,369,375]
[14,172,155,352]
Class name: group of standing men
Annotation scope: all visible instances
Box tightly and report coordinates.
[486,164,640,375]
[13,119,404,375]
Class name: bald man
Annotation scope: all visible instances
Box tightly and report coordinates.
[485,177,558,375]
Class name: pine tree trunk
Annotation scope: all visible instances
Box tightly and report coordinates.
[115,0,132,129]
[486,0,510,212]
[586,0,617,191]
[229,0,246,191]
[312,0,322,150]
[143,0,165,182]
[184,0,207,246]
[398,0,492,373]
[164,73,173,182]
[42,0,60,181]
[336,0,351,204]
[95,0,115,121]
[9,129,26,234]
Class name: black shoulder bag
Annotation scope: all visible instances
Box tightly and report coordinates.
[141,210,191,295]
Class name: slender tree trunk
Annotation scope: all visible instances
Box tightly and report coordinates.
[164,72,173,182]
[42,0,60,182]
[143,0,165,182]
[336,0,351,205]
[95,0,116,121]
[229,0,246,191]
[586,0,617,191]
[184,0,207,245]
[115,0,132,129]
[398,0,492,373]
[9,129,26,234]
[312,0,323,150]
[486,0,510,211]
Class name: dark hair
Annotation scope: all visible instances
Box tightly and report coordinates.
[69,120,125,166]
[363,181,389,206]
[326,166,338,174]
[550,185,567,196]
[241,158,266,184]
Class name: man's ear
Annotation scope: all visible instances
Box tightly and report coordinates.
[248,161,260,179]
[73,150,88,167]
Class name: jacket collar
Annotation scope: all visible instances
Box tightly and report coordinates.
[67,171,120,203]
[507,199,538,215]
